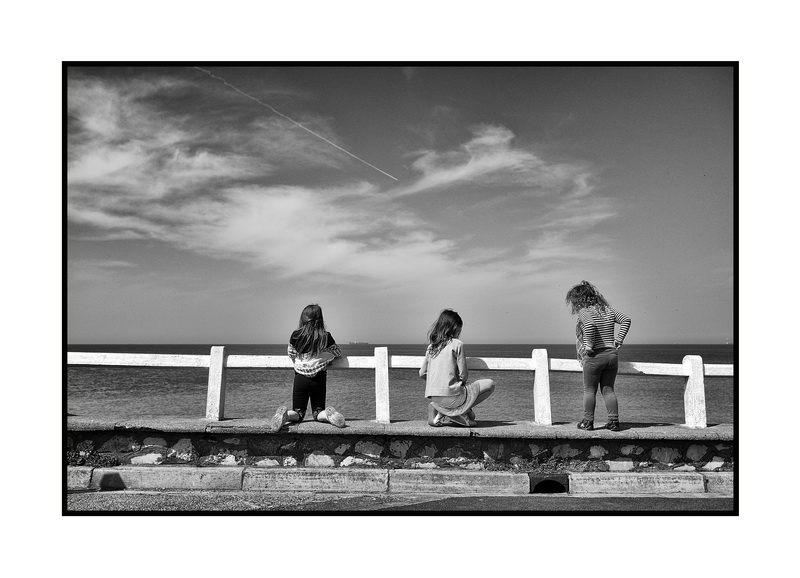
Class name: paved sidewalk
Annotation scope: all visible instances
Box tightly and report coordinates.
[66,489,735,513]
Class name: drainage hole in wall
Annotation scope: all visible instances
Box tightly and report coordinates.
[532,480,567,494]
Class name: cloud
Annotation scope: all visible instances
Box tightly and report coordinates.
[67,73,619,301]
[392,124,593,199]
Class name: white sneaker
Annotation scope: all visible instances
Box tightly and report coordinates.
[324,406,346,428]
[271,406,288,432]
[428,403,444,427]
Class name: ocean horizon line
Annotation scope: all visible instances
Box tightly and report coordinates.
[67,341,735,347]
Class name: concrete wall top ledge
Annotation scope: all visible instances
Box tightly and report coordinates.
[67,416,733,441]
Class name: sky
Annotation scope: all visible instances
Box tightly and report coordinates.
[66,65,734,344]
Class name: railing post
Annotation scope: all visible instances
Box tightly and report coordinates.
[374,347,391,423]
[532,349,552,426]
[682,355,707,428]
[205,346,228,420]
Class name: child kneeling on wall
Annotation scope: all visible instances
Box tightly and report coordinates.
[420,309,495,427]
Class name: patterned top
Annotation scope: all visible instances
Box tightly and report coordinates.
[287,331,342,377]
[576,306,631,364]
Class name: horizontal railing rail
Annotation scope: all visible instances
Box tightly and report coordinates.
[67,348,734,428]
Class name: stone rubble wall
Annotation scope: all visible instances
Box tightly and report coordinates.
[67,430,734,473]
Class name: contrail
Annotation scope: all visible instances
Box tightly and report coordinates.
[193,66,398,181]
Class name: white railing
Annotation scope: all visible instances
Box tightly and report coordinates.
[67,347,734,428]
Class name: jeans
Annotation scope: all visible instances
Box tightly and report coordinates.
[582,348,619,421]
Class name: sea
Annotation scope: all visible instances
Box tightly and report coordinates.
[67,343,735,425]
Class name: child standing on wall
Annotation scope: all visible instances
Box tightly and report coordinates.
[420,309,496,427]
[271,304,346,431]
[565,281,632,431]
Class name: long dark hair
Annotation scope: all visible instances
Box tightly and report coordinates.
[293,304,329,354]
[427,309,463,357]
[565,281,610,315]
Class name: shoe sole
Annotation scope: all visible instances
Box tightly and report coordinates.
[325,406,346,428]
[446,415,471,427]
[427,404,443,427]
[271,406,288,432]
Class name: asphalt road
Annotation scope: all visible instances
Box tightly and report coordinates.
[66,490,735,513]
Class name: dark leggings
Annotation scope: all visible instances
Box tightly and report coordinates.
[292,371,327,420]
[582,348,619,421]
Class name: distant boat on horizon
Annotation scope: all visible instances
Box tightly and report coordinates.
[348,341,369,345]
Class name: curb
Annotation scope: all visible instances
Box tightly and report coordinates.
[67,466,734,496]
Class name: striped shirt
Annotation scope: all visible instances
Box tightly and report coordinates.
[577,306,632,351]
[287,331,342,377]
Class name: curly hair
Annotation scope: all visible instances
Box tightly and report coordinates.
[565,280,610,315]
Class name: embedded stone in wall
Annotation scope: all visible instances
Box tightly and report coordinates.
[255,458,281,467]
[355,441,384,458]
[283,456,298,467]
[686,444,708,462]
[341,456,372,467]
[142,437,167,447]
[389,440,412,459]
[199,453,242,466]
[673,465,696,471]
[418,445,437,458]
[97,435,139,454]
[651,447,681,464]
[223,438,241,445]
[305,453,336,467]
[529,444,545,458]
[509,456,528,468]
[702,456,725,471]
[412,461,438,469]
[589,445,608,459]
[605,459,635,472]
[462,462,485,470]
[77,440,95,456]
[552,444,581,459]
[131,452,164,465]
[620,444,644,456]
[449,457,470,465]
[485,443,505,461]
[168,438,196,462]
[334,444,350,455]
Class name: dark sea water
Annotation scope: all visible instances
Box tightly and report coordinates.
[67,343,735,425]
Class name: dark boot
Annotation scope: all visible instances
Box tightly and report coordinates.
[577,418,594,430]
[605,419,621,431]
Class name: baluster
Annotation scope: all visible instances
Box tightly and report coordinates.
[374,347,390,423]
[532,349,552,425]
[682,355,707,428]
[205,346,228,420]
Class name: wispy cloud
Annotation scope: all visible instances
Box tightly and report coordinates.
[67,73,619,298]
[392,124,596,200]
